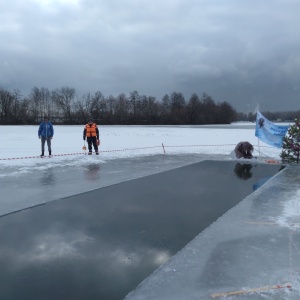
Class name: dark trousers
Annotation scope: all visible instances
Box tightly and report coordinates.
[41,137,51,153]
[87,136,98,153]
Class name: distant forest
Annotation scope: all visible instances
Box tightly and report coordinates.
[0,86,299,125]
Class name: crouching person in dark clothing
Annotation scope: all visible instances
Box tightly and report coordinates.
[234,141,254,159]
[83,119,100,155]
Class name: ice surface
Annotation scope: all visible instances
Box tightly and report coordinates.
[1,124,298,300]
[0,159,284,300]
[125,165,300,300]
[0,124,283,216]
[0,153,218,217]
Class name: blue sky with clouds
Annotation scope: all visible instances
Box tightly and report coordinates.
[1,0,300,112]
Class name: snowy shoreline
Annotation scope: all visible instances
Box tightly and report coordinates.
[0,125,283,166]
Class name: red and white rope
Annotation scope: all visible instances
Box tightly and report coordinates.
[0,143,272,161]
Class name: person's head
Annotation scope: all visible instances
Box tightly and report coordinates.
[44,116,49,122]
[88,118,93,124]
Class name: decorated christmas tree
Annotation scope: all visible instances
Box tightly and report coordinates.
[280,118,300,163]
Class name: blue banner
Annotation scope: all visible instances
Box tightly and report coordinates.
[255,111,289,148]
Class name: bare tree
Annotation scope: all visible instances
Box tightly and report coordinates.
[170,92,186,124]
[187,93,201,124]
[106,95,116,123]
[146,96,159,123]
[115,93,130,124]
[0,88,14,124]
[74,93,93,124]
[201,93,217,124]
[29,87,41,122]
[160,94,171,124]
[90,91,106,122]
[52,87,76,124]
[216,102,237,124]
[129,91,140,122]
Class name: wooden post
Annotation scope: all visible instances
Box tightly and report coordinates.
[162,143,166,154]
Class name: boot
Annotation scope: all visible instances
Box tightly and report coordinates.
[88,152,92,155]
[49,151,52,156]
[96,152,99,155]
[41,151,44,157]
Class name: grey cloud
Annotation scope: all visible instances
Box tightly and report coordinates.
[1,0,300,112]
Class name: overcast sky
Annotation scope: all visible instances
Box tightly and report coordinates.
[1,0,300,112]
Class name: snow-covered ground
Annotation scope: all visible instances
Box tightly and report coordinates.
[0,123,286,166]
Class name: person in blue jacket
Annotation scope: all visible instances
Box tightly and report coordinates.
[38,116,54,157]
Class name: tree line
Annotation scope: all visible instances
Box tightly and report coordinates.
[0,86,237,125]
[1,86,299,125]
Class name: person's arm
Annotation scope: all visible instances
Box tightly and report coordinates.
[38,124,42,138]
[50,123,54,138]
[96,126,99,140]
[83,127,86,140]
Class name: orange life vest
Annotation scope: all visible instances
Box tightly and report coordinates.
[85,123,98,137]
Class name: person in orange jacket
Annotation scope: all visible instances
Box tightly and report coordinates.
[83,118,99,155]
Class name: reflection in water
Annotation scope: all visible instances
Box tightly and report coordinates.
[253,176,272,191]
[234,163,285,191]
[84,163,101,180]
[40,169,55,185]
[234,163,253,180]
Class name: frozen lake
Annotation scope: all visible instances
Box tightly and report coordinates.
[0,158,282,300]
[1,123,282,217]
[0,124,294,299]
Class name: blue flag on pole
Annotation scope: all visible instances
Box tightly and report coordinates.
[255,111,289,148]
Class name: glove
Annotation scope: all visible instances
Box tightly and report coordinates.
[83,137,86,141]
[97,136,99,140]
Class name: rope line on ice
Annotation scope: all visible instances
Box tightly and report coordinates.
[0,143,275,161]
